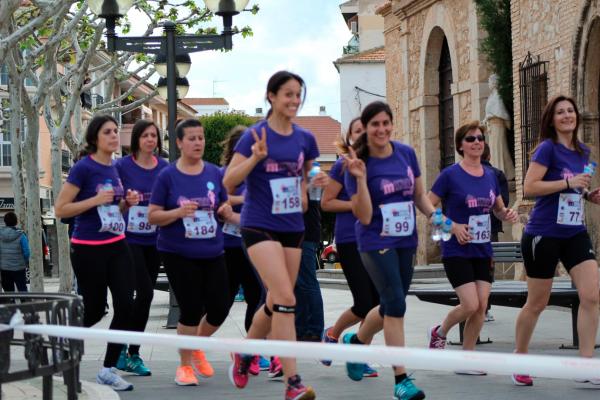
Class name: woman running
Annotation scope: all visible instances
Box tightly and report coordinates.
[148,118,235,387]
[54,114,138,391]
[343,101,439,400]
[513,95,600,386]
[320,117,379,378]
[115,120,168,376]
[426,121,517,374]
[223,70,319,400]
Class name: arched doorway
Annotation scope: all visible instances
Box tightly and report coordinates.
[439,37,454,170]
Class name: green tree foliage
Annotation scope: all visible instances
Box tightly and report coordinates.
[199,111,257,165]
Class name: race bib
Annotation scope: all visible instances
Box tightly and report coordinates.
[182,210,217,239]
[468,214,491,243]
[97,204,125,235]
[380,201,414,237]
[127,205,156,234]
[222,222,242,237]
[557,193,584,226]
[270,176,302,214]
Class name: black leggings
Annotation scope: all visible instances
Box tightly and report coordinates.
[127,243,161,355]
[70,240,134,368]
[337,242,379,319]
[0,269,28,292]
[225,246,264,332]
[162,252,230,327]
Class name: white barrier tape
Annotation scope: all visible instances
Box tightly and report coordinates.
[1,314,599,381]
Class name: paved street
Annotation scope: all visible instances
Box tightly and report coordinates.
[4,279,600,399]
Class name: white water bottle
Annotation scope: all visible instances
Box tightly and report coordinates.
[100,179,113,205]
[308,161,322,201]
[441,219,453,241]
[431,208,443,241]
[575,161,596,194]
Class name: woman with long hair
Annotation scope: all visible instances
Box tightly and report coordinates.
[114,119,168,376]
[223,70,320,400]
[54,114,139,391]
[513,95,600,386]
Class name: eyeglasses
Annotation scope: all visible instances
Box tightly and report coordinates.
[464,135,485,143]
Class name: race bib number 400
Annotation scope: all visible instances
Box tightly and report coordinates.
[557,193,584,226]
[183,210,217,239]
[97,204,125,235]
[468,214,491,243]
[270,176,302,215]
[380,201,415,237]
[127,205,156,234]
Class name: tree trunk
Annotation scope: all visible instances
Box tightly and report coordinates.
[8,80,26,222]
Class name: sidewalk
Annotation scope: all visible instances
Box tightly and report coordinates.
[3,278,600,399]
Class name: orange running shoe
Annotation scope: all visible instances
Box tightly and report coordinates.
[174,366,198,386]
[192,350,214,378]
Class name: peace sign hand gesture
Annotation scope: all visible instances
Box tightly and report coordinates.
[250,127,268,161]
[344,147,366,179]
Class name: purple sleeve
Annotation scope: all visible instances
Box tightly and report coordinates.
[344,170,357,197]
[66,159,86,188]
[233,129,254,158]
[430,169,448,199]
[150,169,169,207]
[531,140,553,167]
[329,159,344,184]
[409,147,421,178]
[305,131,320,161]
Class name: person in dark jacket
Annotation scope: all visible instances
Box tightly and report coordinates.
[0,212,30,292]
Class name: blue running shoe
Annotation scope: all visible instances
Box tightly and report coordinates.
[115,346,128,372]
[258,355,270,371]
[126,354,152,376]
[320,327,338,366]
[342,333,364,381]
[363,364,379,378]
[96,368,133,391]
[394,377,425,400]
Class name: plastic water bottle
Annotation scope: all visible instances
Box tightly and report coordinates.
[431,208,443,241]
[308,161,322,201]
[575,161,597,193]
[100,179,113,204]
[441,219,453,241]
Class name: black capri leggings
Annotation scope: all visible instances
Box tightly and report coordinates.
[70,240,134,368]
[162,252,230,327]
[337,242,379,319]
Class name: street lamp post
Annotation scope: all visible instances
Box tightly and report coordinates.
[89,0,249,161]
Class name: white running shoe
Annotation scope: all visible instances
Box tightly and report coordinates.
[96,368,134,391]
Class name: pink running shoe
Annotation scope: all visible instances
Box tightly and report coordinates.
[268,356,283,380]
[511,374,533,386]
[285,375,315,400]
[228,353,252,389]
[428,325,446,349]
[248,355,260,376]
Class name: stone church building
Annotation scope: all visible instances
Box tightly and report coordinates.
[377,0,600,263]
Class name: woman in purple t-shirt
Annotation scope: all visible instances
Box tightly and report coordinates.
[148,119,235,387]
[343,101,438,400]
[426,121,517,372]
[55,114,140,392]
[223,71,319,400]
[514,95,600,386]
[114,119,168,376]
[320,117,379,376]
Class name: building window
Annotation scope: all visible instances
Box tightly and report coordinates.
[439,37,455,170]
[0,131,11,167]
[519,52,548,182]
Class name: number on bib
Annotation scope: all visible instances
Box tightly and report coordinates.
[183,210,217,239]
[270,176,302,215]
[557,193,584,226]
[468,214,491,243]
[380,202,415,237]
[98,204,126,235]
[127,205,156,234]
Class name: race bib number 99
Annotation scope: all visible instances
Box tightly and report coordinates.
[557,193,584,226]
[127,205,156,234]
[183,210,217,239]
[98,205,125,235]
[380,201,414,237]
[270,176,302,215]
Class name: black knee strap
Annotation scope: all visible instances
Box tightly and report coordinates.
[263,304,273,317]
[273,304,296,314]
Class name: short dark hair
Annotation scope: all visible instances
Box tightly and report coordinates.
[175,119,203,140]
[130,119,162,156]
[3,212,17,227]
[265,71,306,117]
[454,121,486,157]
[82,114,118,156]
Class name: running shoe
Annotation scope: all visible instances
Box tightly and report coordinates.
[228,353,252,389]
[115,346,128,372]
[454,369,487,376]
[248,355,260,376]
[258,355,270,370]
[363,364,379,378]
[96,368,134,391]
[126,354,152,376]
[235,293,245,302]
[285,375,316,400]
[191,350,214,378]
[511,374,533,386]
[268,356,284,379]
[393,377,425,400]
[484,312,495,322]
[320,326,338,366]
[427,325,446,349]
[342,332,365,381]
[174,365,198,386]
[574,378,600,385]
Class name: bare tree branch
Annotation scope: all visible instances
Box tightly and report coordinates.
[99,91,158,114]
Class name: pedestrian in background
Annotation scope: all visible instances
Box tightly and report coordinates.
[0,211,30,292]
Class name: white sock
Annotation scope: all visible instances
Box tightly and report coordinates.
[437,325,446,338]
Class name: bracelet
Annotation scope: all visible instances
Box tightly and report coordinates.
[565,178,570,190]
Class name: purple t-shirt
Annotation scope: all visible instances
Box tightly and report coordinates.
[115,155,168,246]
[66,156,125,242]
[431,163,500,258]
[234,120,320,232]
[221,166,245,249]
[345,141,421,252]
[150,162,227,259]
[525,139,590,238]
[329,158,356,244]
